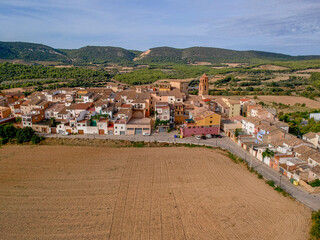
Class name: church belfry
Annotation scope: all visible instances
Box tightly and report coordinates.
[199,74,209,96]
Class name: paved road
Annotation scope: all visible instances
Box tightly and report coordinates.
[42,131,320,211]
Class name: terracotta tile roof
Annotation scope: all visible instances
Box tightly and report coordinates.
[311,166,320,175]
[303,132,317,139]
[242,116,261,125]
[293,145,317,161]
[309,151,320,163]
[45,103,65,112]
[120,104,132,108]
[230,116,245,121]
[68,103,92,110]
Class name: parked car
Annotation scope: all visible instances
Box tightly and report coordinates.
[62,132,70,136]
[212,134,222,138]
[205,134,212,139]
[195,135,201,140]
[143,132,151,136]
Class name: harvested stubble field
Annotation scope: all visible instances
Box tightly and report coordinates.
[255,95,320,109]
[0,145,311,240]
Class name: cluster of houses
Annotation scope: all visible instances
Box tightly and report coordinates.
[0,74,221,138]
[1,74,319,188]
[223,98,320,190]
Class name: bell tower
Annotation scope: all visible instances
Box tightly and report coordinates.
[199,74,209,96]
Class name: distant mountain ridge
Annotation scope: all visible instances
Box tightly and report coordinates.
[1,41,320,65]
[0,42,67,62]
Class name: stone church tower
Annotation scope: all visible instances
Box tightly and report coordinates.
[199,74,209,96]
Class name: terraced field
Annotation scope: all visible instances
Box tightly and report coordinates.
[0,145,311,240]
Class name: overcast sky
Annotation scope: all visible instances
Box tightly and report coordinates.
[0,0,320,55]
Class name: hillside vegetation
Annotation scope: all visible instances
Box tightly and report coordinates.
[0,42,68,62]
[1,41,320,65]
[135,46,320,64]
[0,63,111,89]
[60,46,137,64]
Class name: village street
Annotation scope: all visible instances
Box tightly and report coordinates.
[42,132,320,211]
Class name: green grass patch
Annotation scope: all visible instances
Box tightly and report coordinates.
[266,180,275,187]
[274,187,289,197]
[311,210,320,239]
[132,142,145,148]
[227,152,240,164]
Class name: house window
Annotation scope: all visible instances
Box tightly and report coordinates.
[115,127,118,129]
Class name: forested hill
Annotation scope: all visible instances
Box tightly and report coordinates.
[59,46,137,64]
[135,46,320,63]
[1,41,320,65]
[0,42,68,62]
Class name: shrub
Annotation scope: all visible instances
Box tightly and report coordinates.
[309,179,320,187]
[228,152,239,164]
[0,137,9,145]
[311,210,320,239]
[266,180,275,187]
[274,187,289,197]
[31,135,41,144]
[15,127,35,143]
[258,173,263,179]
[0,123,16,139]
[132,142,145,148]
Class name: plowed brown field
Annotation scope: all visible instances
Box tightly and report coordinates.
[0,145,311,240]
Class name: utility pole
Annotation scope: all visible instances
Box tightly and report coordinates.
[280,175,282,188]
[250,156,253,169]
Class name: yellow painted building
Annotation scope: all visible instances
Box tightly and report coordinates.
[194,112,221,127]
[181,110,221,137]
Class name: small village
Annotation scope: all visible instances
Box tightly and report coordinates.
[1,74,320,192]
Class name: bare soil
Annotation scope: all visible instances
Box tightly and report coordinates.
[0,145,311,240]
[297,68,320,73]
[264,73,311,82]
[253,65,289,71]
[255,95,320,108]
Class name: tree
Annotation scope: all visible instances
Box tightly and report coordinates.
[15,127,35,143]
[262,148,275,159]
[0,123,16,139]
[15,117,22,123]
[31,135,41,144]
[49,117,57,127]
[234,128,241,138]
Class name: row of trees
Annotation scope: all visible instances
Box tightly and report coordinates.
[0,63,111,82]
[0,124,42,145]
[278,111,320,135]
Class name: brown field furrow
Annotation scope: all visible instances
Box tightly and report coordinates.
[0,145,311,240]
[150,154,162,240]
[107,153,129,240]
[164,159,188,240]
[159,158,175,240]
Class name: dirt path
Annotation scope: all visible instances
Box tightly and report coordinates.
[0,145,311,240]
